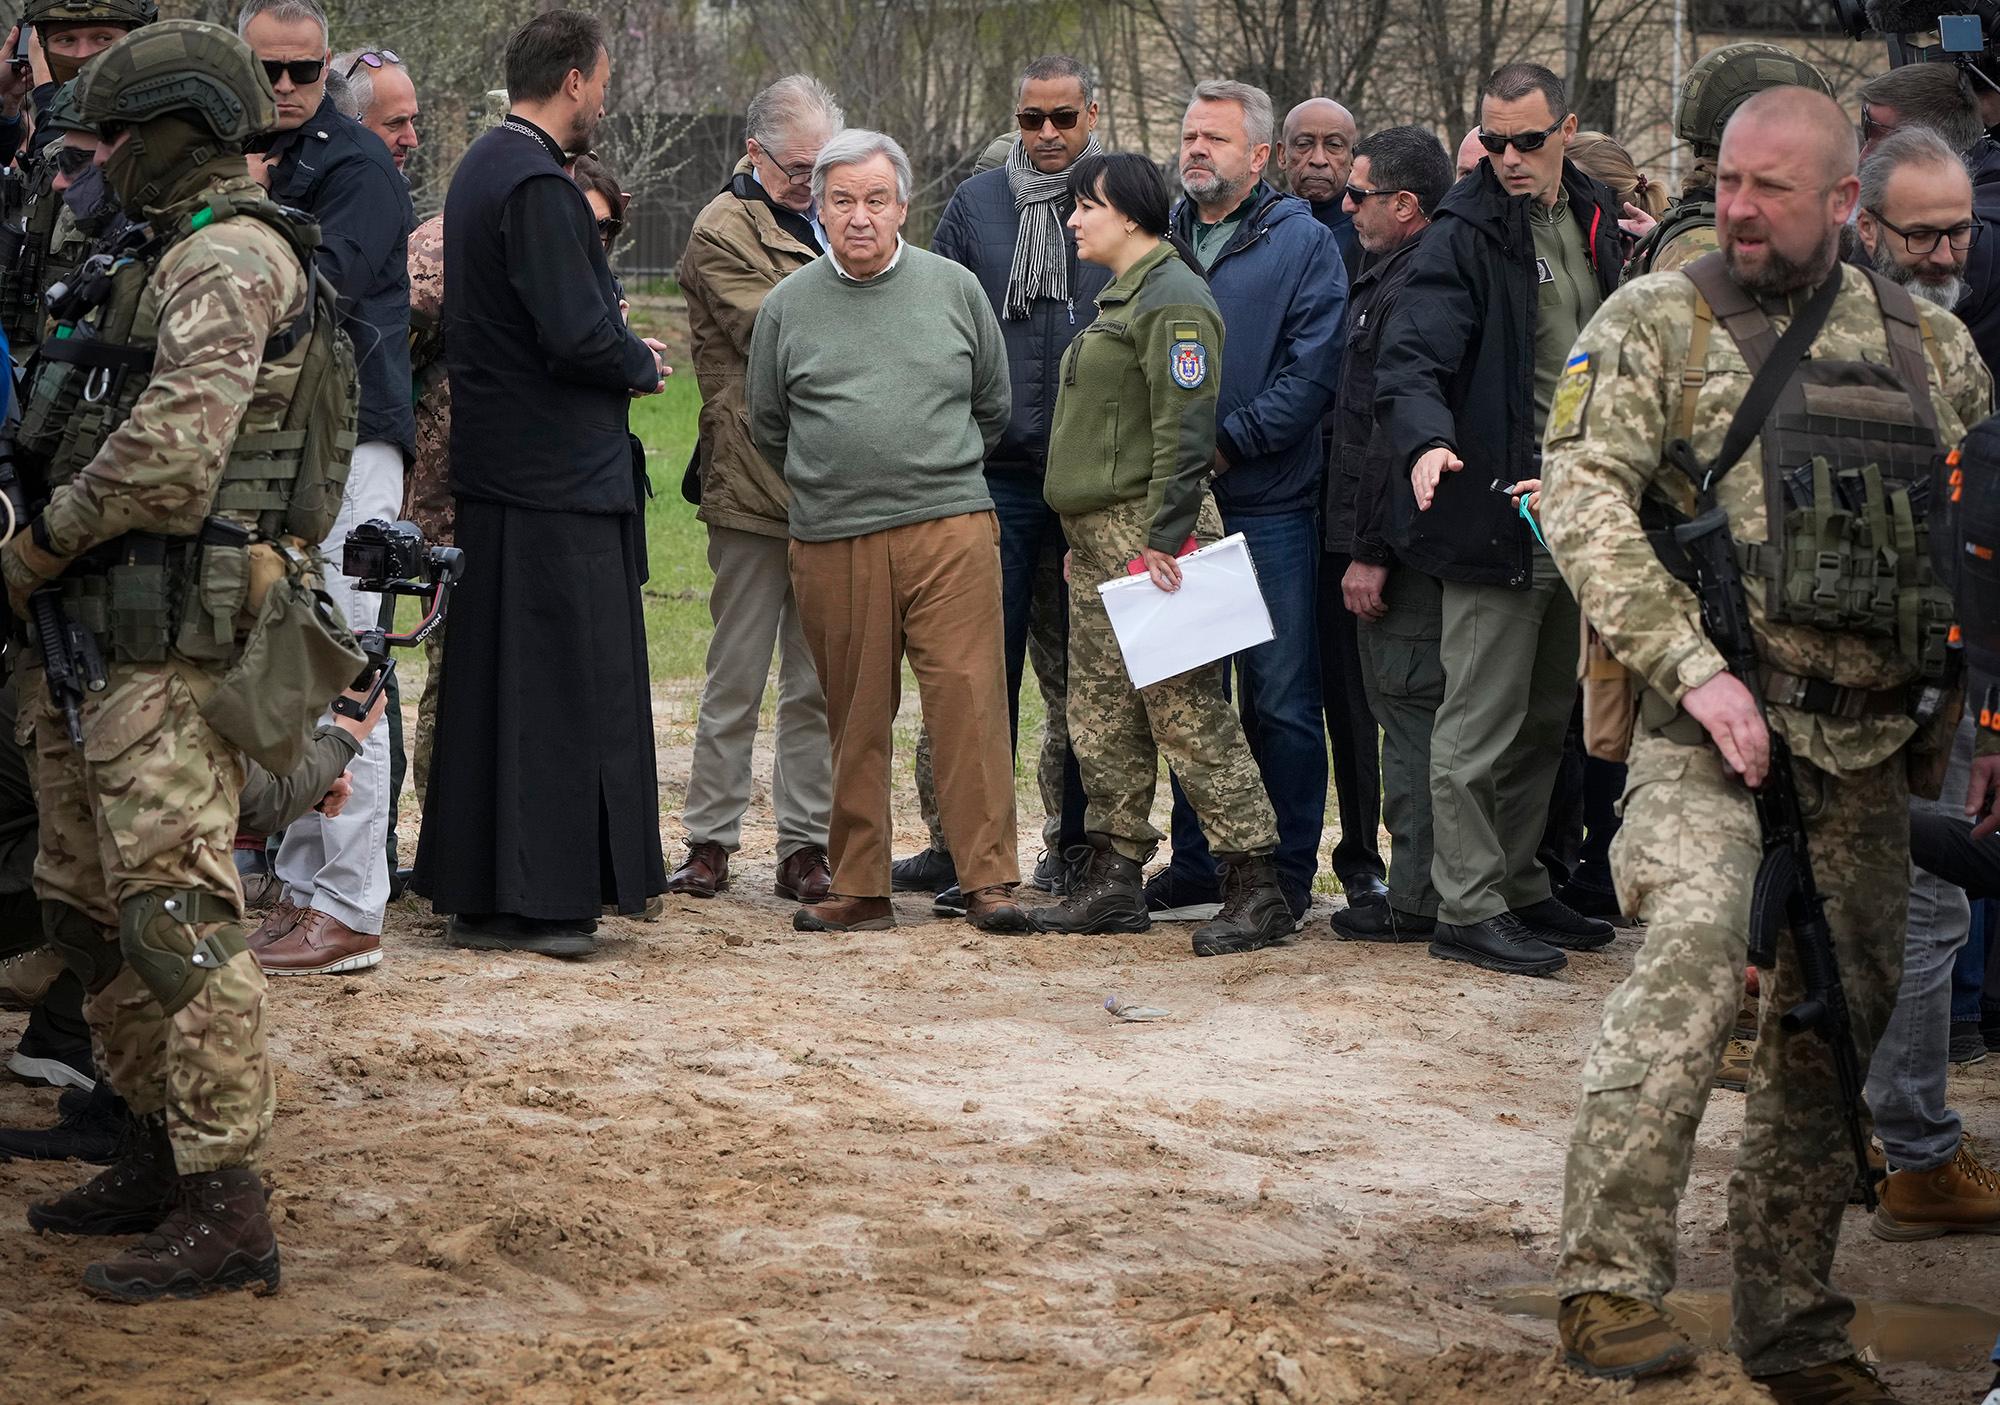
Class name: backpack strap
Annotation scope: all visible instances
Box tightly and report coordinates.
[1860,265,1944,442]
[1675,287,1713,444]
[1683,251,1778,371]
[176,195,319,361]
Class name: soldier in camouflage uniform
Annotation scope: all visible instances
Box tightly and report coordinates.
[1624,43,1832,279]
[1541,88,1991,1402]
[1032,152,1289,957]
[2,20,350,1303]
[402,211,450,805]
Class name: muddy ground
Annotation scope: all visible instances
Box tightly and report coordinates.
[0,706,1995,1405]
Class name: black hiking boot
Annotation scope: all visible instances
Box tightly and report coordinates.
[890,847,956,894]
[28,1111,178,1236]
[1034,837,1150,934]
[1191,854,1293,957]
[0,1077,128,1164]
[82,1168,281,1303]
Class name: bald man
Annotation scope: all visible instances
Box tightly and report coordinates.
[1540,84,1992,1398]
[1278,97,1361,275]
[1454,126,1484,180]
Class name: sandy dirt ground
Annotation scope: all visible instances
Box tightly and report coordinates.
[0,698,1995,1405]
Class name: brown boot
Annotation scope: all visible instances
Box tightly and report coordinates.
[1755,1357,1903,1404]
[665,841,729,898]
[774,845,832,903]
[246,899,302,952]
[792,895,895,932]
[1871,1139,2000,1240]
[81,1168,280,1303]
[257,909,382,976]
[964,884,1034,934]
[0,945,65,1012]
[1713,1037,1755,1093]
[28,1112,178,1237]
[1557,1292,1697,1380]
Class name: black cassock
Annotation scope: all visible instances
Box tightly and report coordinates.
[412,116,665,921]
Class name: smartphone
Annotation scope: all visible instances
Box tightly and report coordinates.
[10,26,30,76]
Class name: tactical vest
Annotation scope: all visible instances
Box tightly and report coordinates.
[1625,195,1715,279]
[13,190,358,665]
[0,155,60,352]
[1675,254,1955,684]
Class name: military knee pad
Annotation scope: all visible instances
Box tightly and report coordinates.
[117,890,247,1016]
[41,899,119,993]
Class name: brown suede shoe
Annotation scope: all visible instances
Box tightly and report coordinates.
[793,895,895,932]
[1713,1037,1755,1093]
[1872,1139,2000,1240]
[82,1167,280,1303]
[257,909,382,977]
[666,841,729,898]
[1558,1292,1697,1380]
[0,945,65,1012]
[964,884,1034,934]
[775,845,832,903]
[1755,1357,1904,1404]
[246,899,302,952]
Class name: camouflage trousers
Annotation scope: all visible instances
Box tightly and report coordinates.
[916,534,1070,852]
[412,624,446,808]
[1061,494,1277,864]
[1555,725,1906,1376]
[27,658,273,1174]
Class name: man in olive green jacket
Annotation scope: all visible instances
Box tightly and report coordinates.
[672,76,842,905]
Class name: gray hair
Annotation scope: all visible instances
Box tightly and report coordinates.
[746,74,844,154]
[811,128,911,206]
[1860,124,1970,213]
[236,0,329,48]
[330,47,403,121]
[1188,78,1274,149]
[1020,54,1094,107]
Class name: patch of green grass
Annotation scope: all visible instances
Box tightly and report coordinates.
[632,378,710,689]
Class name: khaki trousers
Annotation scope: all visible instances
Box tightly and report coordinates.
[790,512,1019,898]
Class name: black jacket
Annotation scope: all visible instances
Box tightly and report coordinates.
[931,166,1111,476]
[1957,138,2000,382]
[1376,159,1622,587]
[444,117,660,515]
[268,94,416,459]
[1326,229,1427,562]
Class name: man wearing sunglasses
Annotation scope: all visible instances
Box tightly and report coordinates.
[1375,62,1624,979]
[238,0,416,979]
[332,46,418,174]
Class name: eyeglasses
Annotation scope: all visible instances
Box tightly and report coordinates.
[1867,208,1982,255]
[1016,108,1082,132]
[1477,115,1567,154]
[261,58,325,87]
[50,145,94,179]
[1343,182,1402,203]
[342,49,399,79]
[754,144,815,186]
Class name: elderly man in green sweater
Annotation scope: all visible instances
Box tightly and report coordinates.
[748,127,1028,935]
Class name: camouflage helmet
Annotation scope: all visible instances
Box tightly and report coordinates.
[75,19,277,145]
[1676,43,1835,155]
[23,0,158,27]
[39,79,94,136]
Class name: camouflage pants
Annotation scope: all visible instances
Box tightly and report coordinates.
[1555,725,1906,1376]
[917,535,1070,852]
[27,659,272,1174]
[1062,494,1277,864]
[412,624,446,809]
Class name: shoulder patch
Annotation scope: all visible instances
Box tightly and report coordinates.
[1547,350,1594,443]
[1170,340,1208,390]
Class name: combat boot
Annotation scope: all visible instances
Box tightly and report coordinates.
[1191,854,1292,957]
[81,1167,280,1303]
[1557,1292,1697,1380]
[1754,1356,1904,1404]
[0,944,64,1012]
[0,1077,127,1163]
[27,1111,177,1236]
[1034,837,1150,935]
[1871,1139,2000,1240]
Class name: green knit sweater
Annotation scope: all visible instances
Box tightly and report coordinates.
[747,245,1011,542]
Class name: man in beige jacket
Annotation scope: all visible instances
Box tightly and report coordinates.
[672,75,841,903]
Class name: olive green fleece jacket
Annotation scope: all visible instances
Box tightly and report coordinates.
[1043,241,1225,552]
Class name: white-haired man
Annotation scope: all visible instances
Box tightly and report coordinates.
[331,45,418,171]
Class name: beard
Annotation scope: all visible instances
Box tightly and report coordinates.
[568,106,603,156]
[1869,238,1966,309]
[1181,164,1237,205]
[1723,223,1838,298]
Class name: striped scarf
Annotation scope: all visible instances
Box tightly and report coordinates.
[1004,132,1102,320]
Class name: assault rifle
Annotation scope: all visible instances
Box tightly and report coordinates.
[0,442,106,746]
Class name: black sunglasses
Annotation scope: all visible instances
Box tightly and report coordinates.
[1478,115,1567,154]
[1867,208,1982,255]
[261,58,325,86]
[1016,108,1081,132]
[1344,182,1402,203]
[597,215,623,244]
[51,145,94,179]
[342,48,399,79]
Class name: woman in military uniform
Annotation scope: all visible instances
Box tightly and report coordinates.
[1032,152,1289,956]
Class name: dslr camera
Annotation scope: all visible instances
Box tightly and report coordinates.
[333,518,466,722]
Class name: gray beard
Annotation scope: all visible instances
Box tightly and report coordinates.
[1182,167,1240,207]
[1725,225,1838,298]
[1869,239,1966,309]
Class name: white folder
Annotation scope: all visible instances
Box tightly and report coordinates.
[1096,532,1275,689]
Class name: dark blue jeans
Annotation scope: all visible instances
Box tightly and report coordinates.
[1165,506,1326,907]
[988,470,1087,848]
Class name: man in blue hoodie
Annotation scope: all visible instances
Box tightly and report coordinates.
[1146,79,1348,922]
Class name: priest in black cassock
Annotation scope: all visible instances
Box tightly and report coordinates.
[413,8,668,957]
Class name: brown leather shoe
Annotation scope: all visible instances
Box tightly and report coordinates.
[775,845,832,903]
[246,899,302,952]
[964,884,1034,934]
[257,909,382,976]
[1871,1139,2000,1240]
[793,895,895,932]
[666,841,729,898]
